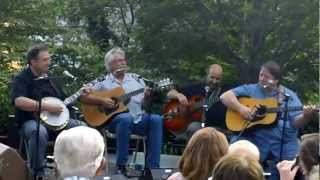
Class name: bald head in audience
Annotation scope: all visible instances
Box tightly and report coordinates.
[228,140,260,161]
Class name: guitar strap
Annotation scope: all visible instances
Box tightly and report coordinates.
[204,86,221,109]
[48,78,65,100]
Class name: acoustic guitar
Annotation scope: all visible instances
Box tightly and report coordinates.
[226,97,317,132]
[81,78,173,127]
[163,96,205,133]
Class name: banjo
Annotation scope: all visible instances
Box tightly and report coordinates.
[40,75,105,130]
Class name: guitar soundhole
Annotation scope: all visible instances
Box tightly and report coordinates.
[254,105,267,121]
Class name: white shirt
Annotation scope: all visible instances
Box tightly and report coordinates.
[92,73,146,123]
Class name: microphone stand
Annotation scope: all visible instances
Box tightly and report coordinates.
[33,80,44,180]
[279,93,290,161]
[33,75,70,179]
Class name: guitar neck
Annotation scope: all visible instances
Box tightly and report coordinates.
[267,106,303,113]
[120,88,144,102]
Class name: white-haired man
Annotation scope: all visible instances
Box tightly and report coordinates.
[81,47,162,175]
[228,140,260,161]
[54,126,106,179]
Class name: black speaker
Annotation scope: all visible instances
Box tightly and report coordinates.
[0,143,31,180]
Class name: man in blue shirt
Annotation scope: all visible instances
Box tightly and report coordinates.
[220,61,316,180]
[81,47,162,175]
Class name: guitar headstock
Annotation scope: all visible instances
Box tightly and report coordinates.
[154,78,174,90]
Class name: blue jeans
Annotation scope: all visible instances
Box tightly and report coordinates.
[106,113,163,168]
[20,119,86,174]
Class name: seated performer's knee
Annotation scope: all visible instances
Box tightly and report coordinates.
[117,113,134,126]
[149,114,163,125]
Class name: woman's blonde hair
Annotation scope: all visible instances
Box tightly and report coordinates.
[212,154,265,180]
[179,127,228,180]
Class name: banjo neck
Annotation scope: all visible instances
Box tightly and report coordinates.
[63,88,84,106]
[63,75,106,106]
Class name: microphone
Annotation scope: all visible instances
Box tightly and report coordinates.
[263,79,274,89]
[113,65,129,74]
[204,86,210,94]
[34,74,48,81]
[63,70,76,80]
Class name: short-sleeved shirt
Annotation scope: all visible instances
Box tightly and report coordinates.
[91,73,145,123]
[231,83,303,160]
[11,68,66,126]
[176,83,230,129]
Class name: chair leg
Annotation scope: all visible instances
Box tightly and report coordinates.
[132,138,139,164]
[18,137,24,155]
[24,139,31,167]
[19,136,31,169]
[143,138,147,159]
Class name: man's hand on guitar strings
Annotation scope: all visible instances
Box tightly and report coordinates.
[101,98,116,109]
[239,105,253,120]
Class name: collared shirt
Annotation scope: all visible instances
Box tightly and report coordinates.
[231,83,303,159]
[92,73,145,123]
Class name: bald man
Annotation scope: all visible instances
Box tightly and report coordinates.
[166,64,231,140]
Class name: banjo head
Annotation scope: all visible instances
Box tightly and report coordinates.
[40,97,69,130]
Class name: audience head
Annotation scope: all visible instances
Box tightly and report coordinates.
[212,154,265,180]
[179,127,228,180]
[54,126,106,178]
[299,133,319,176]
[228,140,260,161]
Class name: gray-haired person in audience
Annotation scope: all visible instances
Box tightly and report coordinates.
[54,126,106,179]
[228,140,260,161]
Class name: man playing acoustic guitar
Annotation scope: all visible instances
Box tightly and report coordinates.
[80,47,163,176]
[166,64,231,140]
[220,61,317,180]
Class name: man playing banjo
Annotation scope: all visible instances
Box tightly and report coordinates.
[10,44,85,176]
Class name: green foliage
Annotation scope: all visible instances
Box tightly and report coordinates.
[134,0,318,103]
[0,0,318,135]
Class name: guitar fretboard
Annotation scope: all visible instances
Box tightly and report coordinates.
[267,106,303,113]
[120,88,144,101]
